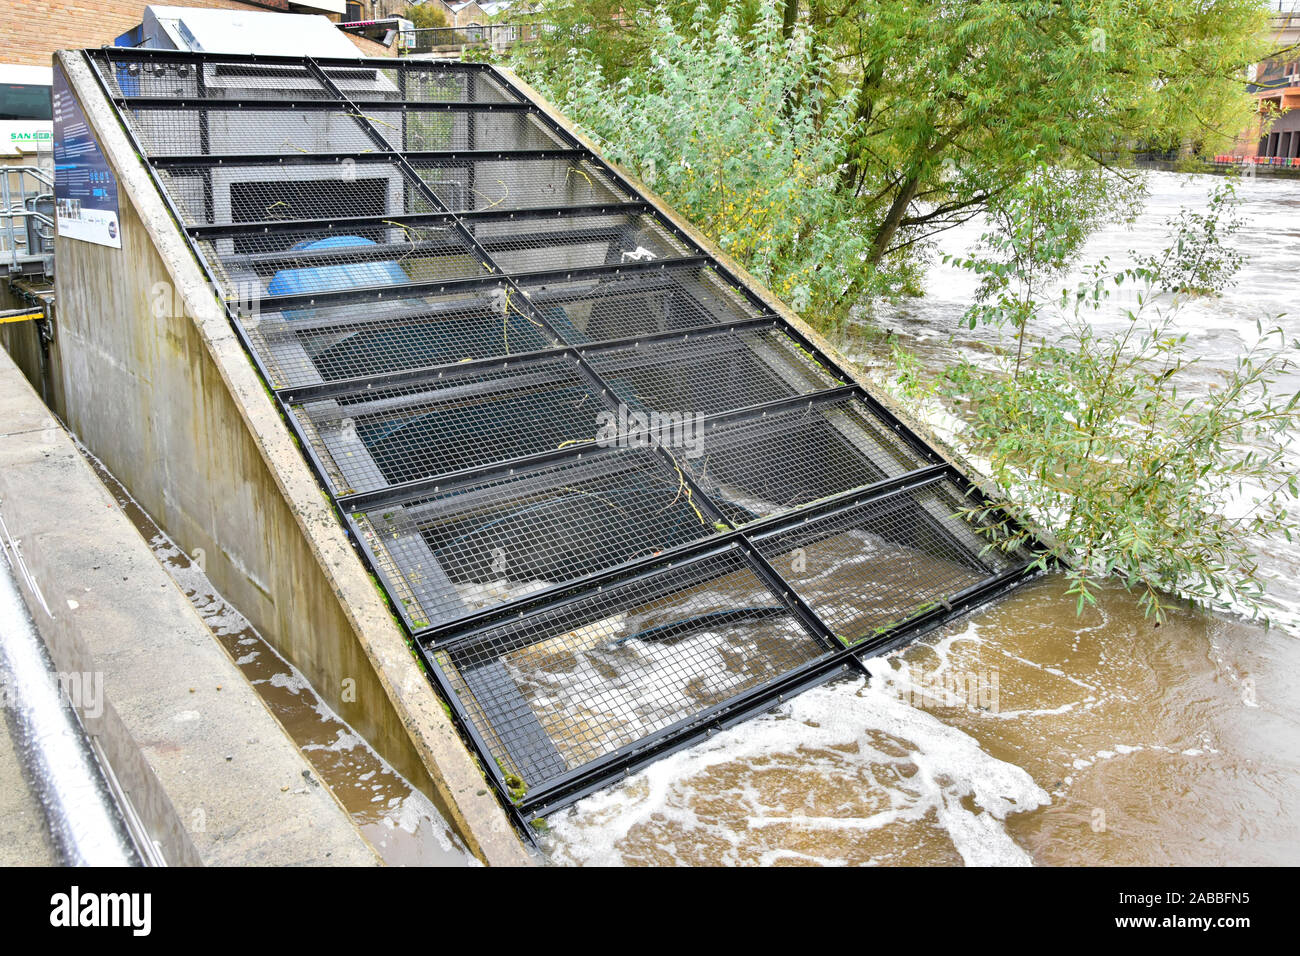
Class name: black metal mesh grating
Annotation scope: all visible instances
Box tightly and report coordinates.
[429,547,831,789]
[237,293,557,390]
[90,49,1039,821]
[514,261,767,344]
[124,106,384,155]
[156,162,426,228]
[101,59,334,100]
[752,477,1026,645]
[584,325,846,418]
[685,395,931,524]
[331,65,524,104]
[470,212,695,275]
[352,447,721,630]
[391,110,565,152]
[409,156,634,213]
[290,354,607,495]
[102,59,523,108]
[200,224,493,300]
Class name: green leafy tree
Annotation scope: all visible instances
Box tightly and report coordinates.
[819,0,1266,268]
[1137,180,1246,296]
[926,187,1299,623]
[945,161,1141,377]
[404,3,449,29]
[519,4,890,317]
[513,0,1269,321]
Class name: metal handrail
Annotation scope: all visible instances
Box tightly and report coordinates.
[397,19,633,54]
[398,22,544,54]
[1,165,55,275]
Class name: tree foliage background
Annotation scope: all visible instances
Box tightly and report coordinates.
[512,0,1268,324]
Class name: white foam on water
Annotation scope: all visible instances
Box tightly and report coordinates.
[544,666,1049,866]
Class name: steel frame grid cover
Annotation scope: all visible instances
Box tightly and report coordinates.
[86,47,1042,832]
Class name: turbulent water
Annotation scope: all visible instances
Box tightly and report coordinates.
[540,171,1300,866]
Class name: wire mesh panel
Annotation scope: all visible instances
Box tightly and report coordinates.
[290,354,607,495]
[100,58,331,100]
[157,161,425,229]
[472,211,695,276]
[89,49,1040,825]
[752,477,1026,645]
[513,261,768,344]
[395,109,565,152]
[684,395,931,524]
[428,546,833,792]
[123,105,387,156]
[238,293,558,390]
[352,447,721,630]
[408,155,634,213]
[584,325,846,418]
[329,64,524,104]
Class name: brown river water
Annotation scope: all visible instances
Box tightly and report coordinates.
[538,171,1300,866]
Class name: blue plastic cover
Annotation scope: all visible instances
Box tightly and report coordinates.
[267,235,408,303]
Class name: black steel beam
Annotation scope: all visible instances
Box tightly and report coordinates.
[237,255,713,313]
[574,315,785,356]
[153,148,588,168]
[740,537,857,658]
[240,270,691,336]
[118,95,538,113]
[187,202,651,238]
[281,343,582,404]
[192,211,459,238]
[216,226,633,274]
[96,46,500,72]
[693,383,862,428]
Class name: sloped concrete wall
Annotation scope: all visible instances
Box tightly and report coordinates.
[43,51,529,866]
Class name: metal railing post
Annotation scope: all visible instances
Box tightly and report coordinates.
[1,169,17,270]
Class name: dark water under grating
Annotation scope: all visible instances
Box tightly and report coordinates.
[433,547,831,788]
[238,298,557,389]
[91,48,1037,823]
[354,447,718,630]
[292,355,605,495]
[685,395,931,523]
[585,325,846,417]
[752,477,1027,644]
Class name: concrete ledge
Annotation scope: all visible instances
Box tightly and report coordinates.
[48,51,530,866]
[0,347,380,865]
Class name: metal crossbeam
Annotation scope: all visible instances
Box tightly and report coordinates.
[120,96,539,113]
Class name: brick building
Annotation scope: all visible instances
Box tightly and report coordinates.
[0,0,394,66]
[1230,12,1300,160]
[1250,55,1300,160]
